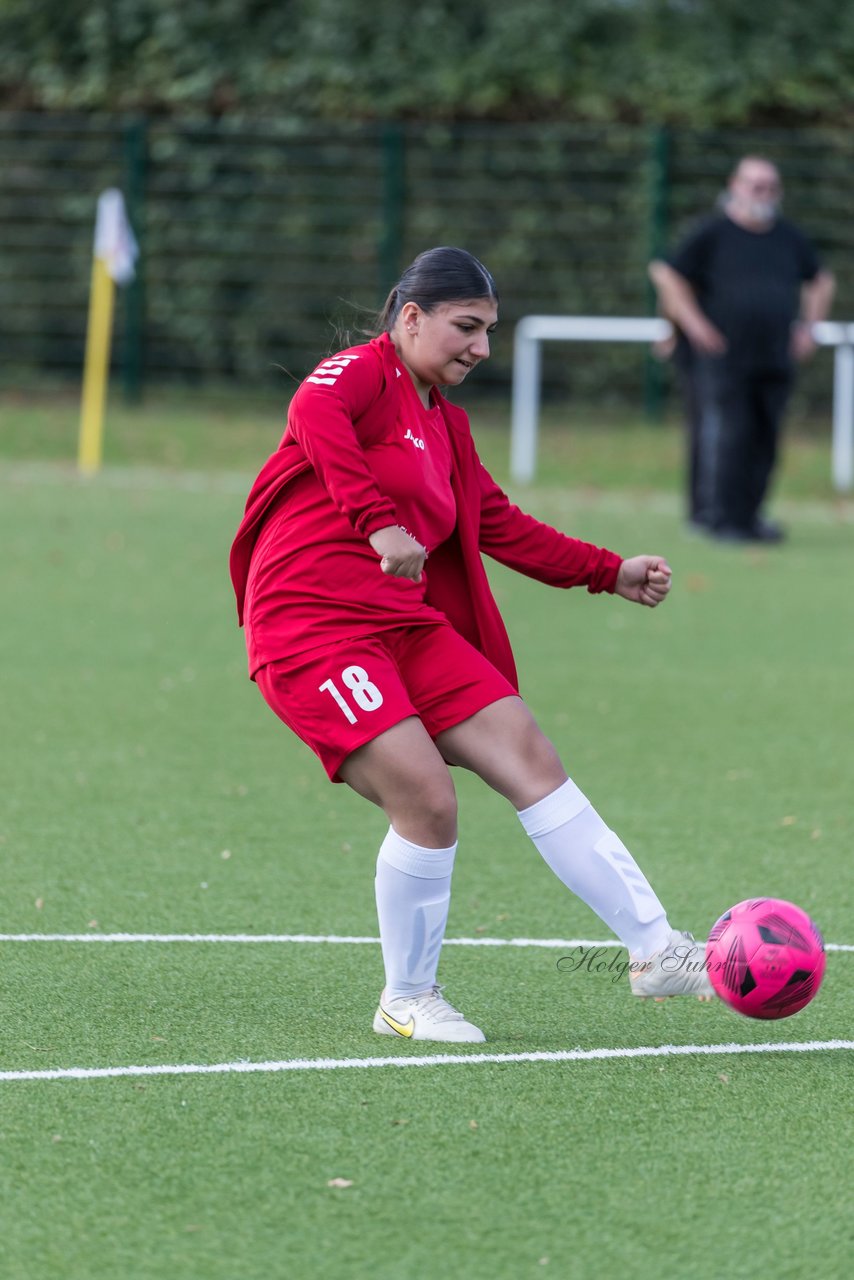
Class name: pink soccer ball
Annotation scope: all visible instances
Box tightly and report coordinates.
[706,897,826,1019]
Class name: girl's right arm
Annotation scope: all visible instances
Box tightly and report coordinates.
[287,351,398,540]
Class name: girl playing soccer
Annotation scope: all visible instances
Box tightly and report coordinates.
[230,246,712,1042]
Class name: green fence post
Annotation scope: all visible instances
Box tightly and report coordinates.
[643,125,670,420]
[379,124,405,300]
[122,117,147,402]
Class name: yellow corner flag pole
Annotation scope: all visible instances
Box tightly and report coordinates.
[78,190,139,475]
[78,255,116,473]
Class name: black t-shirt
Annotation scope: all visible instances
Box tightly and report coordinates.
[668,215,821,371]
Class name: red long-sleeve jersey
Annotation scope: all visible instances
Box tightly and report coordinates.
[232,334,623,685]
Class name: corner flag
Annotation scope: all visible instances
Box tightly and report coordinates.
[78,190,139,474]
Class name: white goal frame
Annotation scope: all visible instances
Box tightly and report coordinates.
[510,316,854,491]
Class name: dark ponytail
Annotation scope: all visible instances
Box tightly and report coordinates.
[376,246,498,333]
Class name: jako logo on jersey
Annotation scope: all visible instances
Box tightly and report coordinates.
[404,428,425,450]
[306,354,360,387]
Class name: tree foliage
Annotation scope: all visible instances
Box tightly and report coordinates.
[1,0,853,124]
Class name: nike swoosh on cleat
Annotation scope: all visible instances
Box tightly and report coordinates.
[380,1009,416,1038]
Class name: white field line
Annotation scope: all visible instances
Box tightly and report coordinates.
[1,932,852,953]
[2,1040,852,1084]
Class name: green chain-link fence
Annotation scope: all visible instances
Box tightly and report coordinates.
[2,113,852,410]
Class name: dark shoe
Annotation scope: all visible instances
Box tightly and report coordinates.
[749,518,786,543]
[707,524,755,544]
[708,520,785,545]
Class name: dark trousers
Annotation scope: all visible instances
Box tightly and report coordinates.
[680,355,793,532]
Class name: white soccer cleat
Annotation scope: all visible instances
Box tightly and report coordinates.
[630,929,715,1001]
[373,985,486,1043]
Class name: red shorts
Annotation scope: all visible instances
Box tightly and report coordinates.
[255,623,518,782]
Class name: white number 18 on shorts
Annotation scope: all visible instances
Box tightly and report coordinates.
[318,666,384,724]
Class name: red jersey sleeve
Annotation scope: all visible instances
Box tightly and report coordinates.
[286,350,398,538]
[475,455,622,593]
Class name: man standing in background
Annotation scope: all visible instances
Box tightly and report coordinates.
[649,156,835,542]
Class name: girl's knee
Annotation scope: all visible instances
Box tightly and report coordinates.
[390,769,458,847]
[516,713,564,774]
[511,718,567,804]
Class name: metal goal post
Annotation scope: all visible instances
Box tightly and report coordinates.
[510,316,854,492]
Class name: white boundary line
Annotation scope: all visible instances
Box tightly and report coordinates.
[1,932,852,952]
[0,932,612,945]
[2,1040,852,1084]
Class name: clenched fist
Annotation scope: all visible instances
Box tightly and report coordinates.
[368,525,427,582]
[615,556,673,608]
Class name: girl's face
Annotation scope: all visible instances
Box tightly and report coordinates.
[395,298,498,393]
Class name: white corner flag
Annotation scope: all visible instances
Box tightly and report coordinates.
[78,189,139,474]
[94,188,139,285]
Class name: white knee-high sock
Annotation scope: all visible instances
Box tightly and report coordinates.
[517,778,671,960]
[375,828,457,1001]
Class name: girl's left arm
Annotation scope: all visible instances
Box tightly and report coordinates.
[475,459,622,593]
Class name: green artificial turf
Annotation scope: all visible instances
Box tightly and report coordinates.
[0,403,852,1279]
